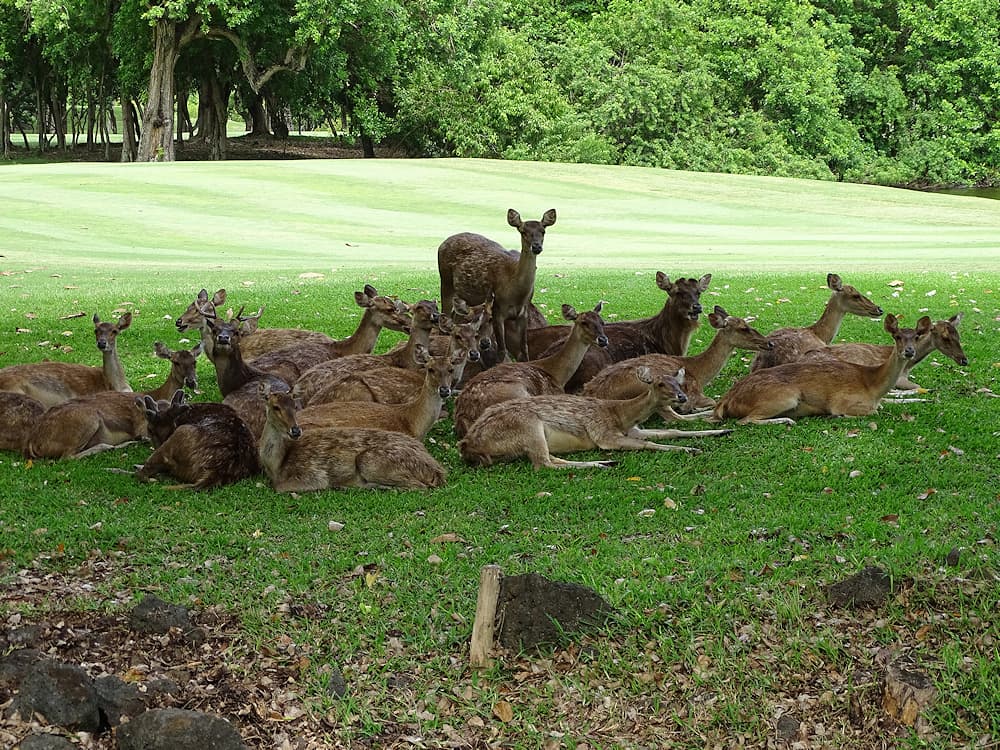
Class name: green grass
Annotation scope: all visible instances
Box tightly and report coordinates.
[1,159,999,748]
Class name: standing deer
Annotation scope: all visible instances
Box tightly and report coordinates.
[453,302,608,438]
[532,272,712,392]
[582,306,772,414]
[803,313,967,391]
[136,390,260,489]
[0,312,132,407]
[258,384,446,492]
[438,208,557,363]
[295,347,459,439]
[750,273,884,371]
[712,313,929,425]
[459,367,732,469]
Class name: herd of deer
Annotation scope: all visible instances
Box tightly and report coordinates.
[0,209,969,493]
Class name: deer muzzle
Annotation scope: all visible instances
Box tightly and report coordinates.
[596,335,609,348]
[873,306,884,316]
[958,356,969,366]
[903,346,916,359]
[764,340,775,350]
[185,375,198,389]
[97,339,109,351]
[688,304,703,320]
[289,426,302,440]
[467,350,481,362]
[438,385,452,398]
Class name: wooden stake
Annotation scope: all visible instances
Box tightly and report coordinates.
[469,564,503,668]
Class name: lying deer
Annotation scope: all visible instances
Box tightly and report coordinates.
[258,383,446,492]
[294,300,439,406]
[136,390,260,489]
[0,392,46,452]
[142,342,202,401]
[177,288,334,360]
[438,208,557,363]
[582,306,772,414]
[803,313,967,391]
[750,273,883,371]
[531,272,712,392]
[0,312,132,408]
[296,347,459,439]
[712,313,929,425]
[459,367,732,469]
[453,302,608,438]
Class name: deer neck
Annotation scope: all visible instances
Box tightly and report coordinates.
[643,302,697,355]
[403,375,445,437]
[143,368,183,401]
[608,387,661,431]
[681,332,735,386]
[212,346,260,397]
[808,295,848,344]
[865,345,912,397]
[257,418,289,479]
[533,329,592,387]
[334,308,381,356]
[101,344,131,392]
[509,246,539,297]
[388,326,434,367]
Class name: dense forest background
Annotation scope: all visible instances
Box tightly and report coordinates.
[1,0,997,186]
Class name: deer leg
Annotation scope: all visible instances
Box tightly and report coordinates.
[658,406,717,422]
[74,440,139,459]
[491,312,508,364]
[541,455,618,469]
[630,426,733,440]
[510,314,528,362]
[738,416,796,426]
[595,432,701,455]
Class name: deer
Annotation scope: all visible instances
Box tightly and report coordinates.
[294,300,439,407]
[712,313,930,425]
[532,273,713,392]
[459,367,732,469]
[258,383,447,492]
[750,273,884,371]
[176,288,335,360]
[802,313,967,392]
[0,312,133,408]
[142,342,202,401]
[23,340,207,460]
[438,208,557,363]
[452,302,608,438]
[0,392,46,453]
[582,306,772,415]
[295,346,459,440]
[135,390,260,489]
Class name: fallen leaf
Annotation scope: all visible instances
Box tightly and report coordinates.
[637,508,656,518]
[427,554,443,565]
[492,700,514,722]
[430,533,465,544]
[881,514,899,524]
[917,489,937,500]
[327,521,345,532]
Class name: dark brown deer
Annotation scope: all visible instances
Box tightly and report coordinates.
[532,272,712,392]
[258,384,446,492]
[459,367,731,469]
[750,273,884,371]
[135,390,260,489]
[438,208,557,363]
[453,302,608,438]
[0,392,46,452]
[294,300,439,406]
[803,313,967,391]
[0,312,132,407]
[582,306,772,414]
[712,314,929,425]
[295,347,459,439]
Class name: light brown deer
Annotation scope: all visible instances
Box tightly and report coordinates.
[803,313,967,391]
[24,340,207,459]
[0,312,132,408]
[295,347,459,439]
[294,300,439,406]
[459,367,732,469]
[438,208,557,363]
[750,273,884,371]
[531,272,712,392]
[176,288,334,360]
[0,392,46,452]
[258,384,446,492]
[712,313,929,425]
[453,302,608,438]
[142,342,202,401]
[582,306,772,414]
[135,390,260,489]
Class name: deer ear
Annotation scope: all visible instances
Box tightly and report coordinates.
[437,316,454,334]
[949,312,963,326]
[355,290,373,308]
[212,289,227,306]
[708,310,725,329]
[827,273,843,292]
[197,289,209,302]
[697,274,712,292]
[541,208,557,227]
[190,342,203,357]
[636,366,653,384]
[413,345,431,366]
[93,313,101,325]
[884,313,899,333]
[117,312,133,329]
[917,315,932,334]
[507,209,523,228]
[655,272,674,293]
[593,300,604,314]
[452,297,469,316]
[363,284,378,298]
[171,389,186,407]
[562,304,578,321]
[675,367,686,384]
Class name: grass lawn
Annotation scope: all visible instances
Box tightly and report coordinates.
[1,158,998,749]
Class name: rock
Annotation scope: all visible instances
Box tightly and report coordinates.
[883,658,936,729]
[0,649,47,692]
[825,566,893,608]
[18,735,77,750]
[116,708,247,750]
[7,624,45,649]
[495,573,614,650]
[94,675,145,726]
[128,595,192,636]
[776,713,800,740]
[326,666,347,699]
[11,661,101,732]
[944,547,961,567]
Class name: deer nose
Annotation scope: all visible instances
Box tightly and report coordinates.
[185,376,198,388]
[217,333,231,346]
[903,346,916,359]
[97,339,109,351]
[479,339,492,351]
[873,306,884,316]
[468,350,481,362]
[958,356,969,366]
[175,318,185,329]
[289,426,302,439]
[677,392,688,403]
[439,385,452,398]
[596,335,609,348]
[765,340,775,350]
[531,242,544,255]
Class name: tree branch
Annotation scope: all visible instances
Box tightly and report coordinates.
[205,28,309,93]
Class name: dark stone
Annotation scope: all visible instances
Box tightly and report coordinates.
[115,708,247,750]
[945,547,961,567]
[326,666,347,698]
[129,595,192,635]
[94,675,145,726]
[496,573,614,650]
[11,661,101,732]
[146,677,182,697]
[825,566,893,608]
[777,713,800,740]
[0,649,47,692]
[7,624,45,649]
[19,735,77,750]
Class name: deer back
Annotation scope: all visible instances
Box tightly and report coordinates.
[0,392,46,452]
[26,391,147,459]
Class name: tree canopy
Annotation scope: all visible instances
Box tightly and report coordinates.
[1,0,997,185]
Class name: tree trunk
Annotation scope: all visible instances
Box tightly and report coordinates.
[138,18,183,161]
[193,70,229,160]
[266,91,289,138]
[360,132,375,158]
[1,89,10,159]
[246,92,270,138]
[120,96,139,163]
